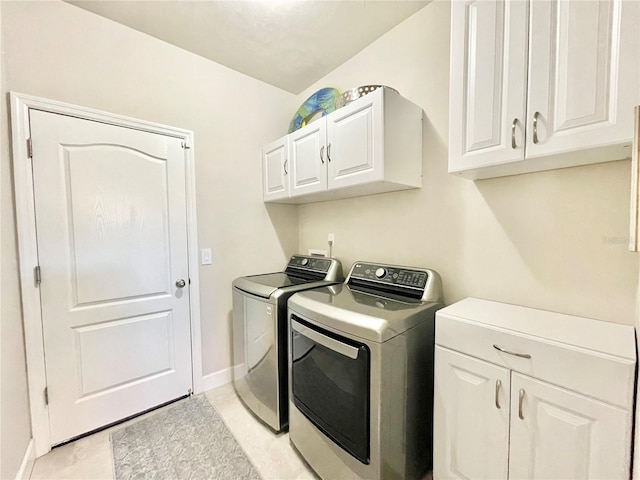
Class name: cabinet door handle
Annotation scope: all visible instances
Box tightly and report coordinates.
[283,159,288,175]
[533,111,541,144]
[518,388,525,419]
[495,379,502,409]
[320,145,325,164]
[327,143,332,162]
[511,118,519,149]
[493,344,531,359]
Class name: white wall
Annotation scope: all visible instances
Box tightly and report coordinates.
[295,0,639,327]
[1,0,298,474]
[1,2,33,476]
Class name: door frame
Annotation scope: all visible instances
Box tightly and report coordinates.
[10,92,203,457]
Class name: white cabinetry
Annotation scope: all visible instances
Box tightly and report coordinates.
[264,88,422,204]
[325,90,384,191]
[434,347,510,480]
[262,136,289,202]
[433,298,636,480]
[449,0,640,179]
[289,116,327,197]
[509,373,630,480]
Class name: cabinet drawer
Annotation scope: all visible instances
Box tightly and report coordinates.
[435,314,635,410]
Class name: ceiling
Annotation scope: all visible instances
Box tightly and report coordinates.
[67,1,428,94]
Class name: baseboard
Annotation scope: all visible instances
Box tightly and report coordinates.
[233,363,247,380]
[202,367,233,392]
[15,438,35,480]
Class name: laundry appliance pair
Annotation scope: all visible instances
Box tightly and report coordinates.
[232,255,443,479]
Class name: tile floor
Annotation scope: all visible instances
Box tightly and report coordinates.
[29,383,316,479]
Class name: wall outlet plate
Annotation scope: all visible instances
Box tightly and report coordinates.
[308,249,328,257]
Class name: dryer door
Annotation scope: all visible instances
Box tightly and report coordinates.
[291,316,371,464]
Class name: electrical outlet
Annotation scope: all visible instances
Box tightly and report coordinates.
[328,233,335,245]
[308,249,328,257]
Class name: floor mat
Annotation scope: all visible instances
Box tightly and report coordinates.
[111,395,261,479]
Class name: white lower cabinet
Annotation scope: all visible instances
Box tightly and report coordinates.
[509,373,630,480]
[434,347,510,480]
[434,298,636,480]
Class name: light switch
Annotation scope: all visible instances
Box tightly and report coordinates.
[201,248,212,265]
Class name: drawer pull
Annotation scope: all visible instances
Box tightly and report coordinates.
[533,111,541,144]
[495,379,502,409]
[492,344,532,359]
[518,388,525,420]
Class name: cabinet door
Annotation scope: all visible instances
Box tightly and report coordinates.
[448,0,529,173]
[326,89,383,190]
[433,346,510,480]
[509,373,632,480]
[527,0,640,159]
[262,136,289,202]
[289,120,327,197]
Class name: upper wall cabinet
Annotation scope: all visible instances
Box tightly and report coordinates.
[449,0,640,180]
[264,88,423,204]
[262,135,289,202]
[289,116,327,197]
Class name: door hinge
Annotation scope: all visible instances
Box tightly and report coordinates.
[27,138,33,159]
[44,387,49,406]
[181,141,191,150]
[34,265,41,285]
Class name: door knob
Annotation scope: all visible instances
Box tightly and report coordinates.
[176,279,186,288]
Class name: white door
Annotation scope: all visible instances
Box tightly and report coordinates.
[526,0,639,158]
[509,373,632,480]
[30,110,193,445]
[433,346,510,480]
[448,0,529,173]
[289,120,327,197]
[262,136,289,201]
[327,89,383,190]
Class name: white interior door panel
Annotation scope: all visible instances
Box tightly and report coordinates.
[30,110,193,445]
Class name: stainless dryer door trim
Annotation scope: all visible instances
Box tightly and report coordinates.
[292,319,358,359]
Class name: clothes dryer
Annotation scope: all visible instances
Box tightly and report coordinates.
[288,261,443,479]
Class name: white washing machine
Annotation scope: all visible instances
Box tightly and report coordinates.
[288,261,444,479]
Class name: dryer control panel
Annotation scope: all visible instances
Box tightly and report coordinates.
[349,263,428,289]
[347,262,443,303]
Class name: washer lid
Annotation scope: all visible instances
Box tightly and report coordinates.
[233,272,312,298]
[233,255,344,299]
[288,284,443,343]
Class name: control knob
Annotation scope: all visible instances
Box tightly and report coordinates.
[301,258,309,266]
[375,267,387,279]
